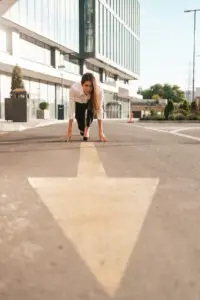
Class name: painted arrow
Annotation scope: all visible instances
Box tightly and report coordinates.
[28,143,159,298]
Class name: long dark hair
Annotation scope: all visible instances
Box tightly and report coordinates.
[81,73,100,114]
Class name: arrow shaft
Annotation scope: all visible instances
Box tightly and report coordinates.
[78,143,106,177]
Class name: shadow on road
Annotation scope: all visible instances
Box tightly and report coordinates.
[0,136,199,154]
[0,140,159,154]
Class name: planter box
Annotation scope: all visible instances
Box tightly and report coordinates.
[5,95,27,122]
[36,109,50,120]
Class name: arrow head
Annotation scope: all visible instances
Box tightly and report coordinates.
[29,177,159,297]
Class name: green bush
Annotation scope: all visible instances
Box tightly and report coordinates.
[178,109,188,116]
[187,114,198,120]
[156,115,165,120]
[175,113,186,120]
[141,115,151,120]
[141,114,165,121]
[39,102,49,110]
[168,114,175,120]
[179,100,189,111]
[190,101,197,113]
[150,109,157,116]
[164,99,174,119]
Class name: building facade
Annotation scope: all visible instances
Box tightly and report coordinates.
[0,0,141,120]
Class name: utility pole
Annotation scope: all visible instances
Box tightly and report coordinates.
[184,9,200,102]
[188,60,192,102]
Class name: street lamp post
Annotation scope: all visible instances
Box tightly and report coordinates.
[184,9,200,102]
[58,65,65,105]
[61,73,64,105]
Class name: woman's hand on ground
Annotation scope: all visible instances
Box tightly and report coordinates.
[99,133,108,142]
[65,131,72,142]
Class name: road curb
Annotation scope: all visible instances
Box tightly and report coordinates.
[0,120,68,133]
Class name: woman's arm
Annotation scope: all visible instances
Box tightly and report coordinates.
[97,88,107,141]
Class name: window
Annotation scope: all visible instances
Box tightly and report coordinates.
[5,0,79,52]
[19,0,27,25]
[20,34,51,65]
[42,0,49,37]
[47,83,56,119]
[35,0,42,33]
[0,28,7,52]
[100,4,104,55]
[104,7,107,57]
[27,0,35,29]
[84,0,95,53]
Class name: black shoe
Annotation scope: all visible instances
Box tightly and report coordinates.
[83,136,88,141]
[80,130,84,136]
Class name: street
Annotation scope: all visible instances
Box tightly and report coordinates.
[1,120,200,300]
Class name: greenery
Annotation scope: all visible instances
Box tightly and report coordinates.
[138,82,200,122]
[179,100,189,111]
[39,102,49,110]
[152,94,160,100]
[190,100,197,113]
[10,65,25,95]
[164,99,174,119]
[138,83,186,102]
[141,114,200,121]
[140,97,200,121]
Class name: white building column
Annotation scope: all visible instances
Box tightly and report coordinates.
[11,30,20,59]
[6,29,20,60]
[55,49,61,68]
[50,48,62,69]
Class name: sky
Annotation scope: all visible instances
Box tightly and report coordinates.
[138,0,200,91]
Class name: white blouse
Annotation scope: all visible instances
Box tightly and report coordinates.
[68,81,104,120]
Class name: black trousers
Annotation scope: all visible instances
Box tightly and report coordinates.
[75,101,94,132]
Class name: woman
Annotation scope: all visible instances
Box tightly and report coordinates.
[66,73,107,142]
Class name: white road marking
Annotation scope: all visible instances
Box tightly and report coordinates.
[127,123,200,142]
[171,127,200,134]
[28,143,159,297]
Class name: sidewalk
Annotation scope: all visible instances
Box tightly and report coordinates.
[0,119,67,132]
[0,118,139,133]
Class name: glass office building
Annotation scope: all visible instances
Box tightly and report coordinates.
[83,0,140,79]
[0,0,141,120]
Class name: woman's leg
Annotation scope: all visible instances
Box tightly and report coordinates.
[83,107,94,140]
[86,108,94,128]
[75,102,87,135]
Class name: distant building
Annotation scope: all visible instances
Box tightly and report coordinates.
[131,99,167,118]
[184,90,192,102]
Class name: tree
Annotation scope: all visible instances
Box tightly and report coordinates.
[180,100,189,111]
[163,84,174,100]
[164,99,174,119]
[175,89,185,103]
[140,88,153,99]
[152,94,160,100]
[10,65,25,95]
[190,100,197,113]
[140,83,186,103]
[151,84,164,98]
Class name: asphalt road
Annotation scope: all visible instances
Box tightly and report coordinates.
[1,121,200,300]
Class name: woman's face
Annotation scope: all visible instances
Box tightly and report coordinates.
[82,80,93,95]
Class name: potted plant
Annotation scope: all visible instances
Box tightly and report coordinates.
[10,65,25,96]
[37,101,50,119]
[5,65,28,122]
